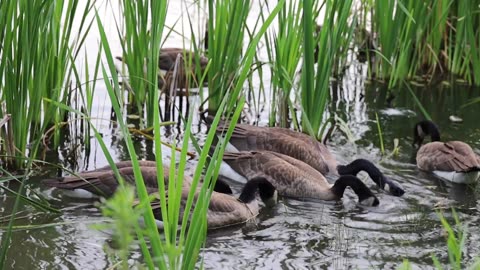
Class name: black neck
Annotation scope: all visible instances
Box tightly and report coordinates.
[330,175,379,205]
[212,178,233,195]
[414,120,441,146]
[337,159,386,189]
[238,177,276,204]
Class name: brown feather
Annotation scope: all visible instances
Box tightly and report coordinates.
[147,188,259,229]
[223,151,337,200]
[417,141,480,172]
[42,161,191,198]
[217,123,337,175]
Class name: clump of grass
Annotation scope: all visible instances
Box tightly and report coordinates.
[0,0,94,169]
[366,0,480,87]
[301,0,354,138]
[264,0,304,127]
[116,0,167,127]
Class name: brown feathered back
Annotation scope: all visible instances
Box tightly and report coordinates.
[417,141,480,172]
[222,151,337,200]
[42,161,191,198]
[217,123,337,175]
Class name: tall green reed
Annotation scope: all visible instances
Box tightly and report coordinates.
[264,0,304,127]
[116,0,167,127]
[301,0,354,138]
[0,0,94,168]
[205,0,250,114]
[368,0,480,87]
[0,0,94,267]
[93,1,284,267]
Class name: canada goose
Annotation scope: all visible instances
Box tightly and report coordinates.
[209,117,404,196]
[220,151,379,206]
[42,161,202,198]
[413,120,480,184]
[148,176,277,229]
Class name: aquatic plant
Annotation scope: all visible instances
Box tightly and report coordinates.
[301,0,354,138]
[115,0,167,127]
[367,0,480,87]
[92,1,284,267]
[0,0,95,266]
[264,0,304,127]
[0,0,94,169]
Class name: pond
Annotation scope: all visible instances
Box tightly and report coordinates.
[1,1,480,270]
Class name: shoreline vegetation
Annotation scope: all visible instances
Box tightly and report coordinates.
[1,0,479,269]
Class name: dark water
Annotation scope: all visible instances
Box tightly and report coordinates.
[2,2,480,269]
[2,74,480,269]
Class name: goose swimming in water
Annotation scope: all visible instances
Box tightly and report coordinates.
[413,120,480,184]
[207,117,404,196]
[146,176,277,229]
[219,151,380,206]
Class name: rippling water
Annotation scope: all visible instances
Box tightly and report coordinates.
[2,1,480,269]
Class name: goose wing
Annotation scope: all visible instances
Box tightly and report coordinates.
[218,124,334,174]
[148,190,254,228]
[223,151,332,199]
[417,141,480,172]
[43,165,191,197]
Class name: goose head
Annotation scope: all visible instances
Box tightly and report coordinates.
[413,120,441,148]
[330,175,380,206]
[239,177,278,207]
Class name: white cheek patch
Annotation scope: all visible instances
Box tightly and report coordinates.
[359,196,377,207]
[218,161,247,183]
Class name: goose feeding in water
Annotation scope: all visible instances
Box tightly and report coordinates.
[413,120,480,184]
[219,151,380,206]
[148,176,277,229]
[207,116,404,196]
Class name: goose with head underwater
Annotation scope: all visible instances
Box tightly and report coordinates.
[413,120,480,184]
[144,176,277,229]
[219,151,380,206]
[207,116,404,196]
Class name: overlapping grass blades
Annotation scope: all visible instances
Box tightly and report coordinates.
[301,0,354,138]
[0,0,94,266]
[369,0,480,87]
[264,0,303,127]
[0,0,94,168]
[116,0,167,127]
[206,0,250,113]
[94,1,284,267]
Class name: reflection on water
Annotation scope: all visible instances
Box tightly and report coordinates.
[2,3,480,270]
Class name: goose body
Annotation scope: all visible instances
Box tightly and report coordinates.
[414,120,480,184]
[220,151,379,206]
[42,161,191,198]
[149,177,277,229]
[211,117,404,196]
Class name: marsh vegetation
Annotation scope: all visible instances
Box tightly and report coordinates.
[0,0,480,269]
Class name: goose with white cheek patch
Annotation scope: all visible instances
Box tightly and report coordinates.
[219,151,379,207]
[413,120,480,184]
[208,116,404,196]
[148,177,277,229]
